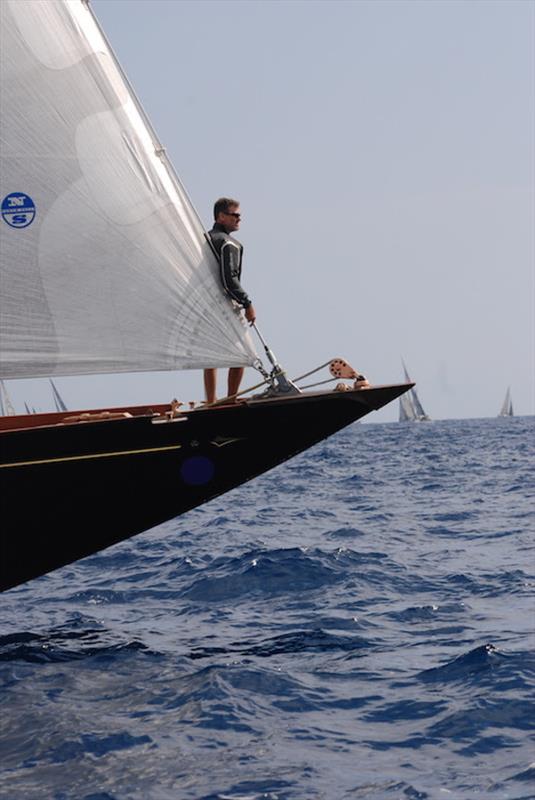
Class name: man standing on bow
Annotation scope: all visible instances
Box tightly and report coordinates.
[204,197,256,404]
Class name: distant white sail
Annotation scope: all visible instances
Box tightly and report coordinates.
[399,360,431,421]
[399,392,416,422]
[0,381,17,416]
[0,0,257,380]
[50,379,68,412]
[498,387,513,417]
[410,385,428,420]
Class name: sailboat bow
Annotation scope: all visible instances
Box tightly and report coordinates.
[0,383,410,592]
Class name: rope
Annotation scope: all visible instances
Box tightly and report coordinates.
[202,375,271,408]
[291,360,334,384]
[297,377,337,390]
[199,357,346,408]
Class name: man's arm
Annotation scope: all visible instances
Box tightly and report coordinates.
[220,241,252,308]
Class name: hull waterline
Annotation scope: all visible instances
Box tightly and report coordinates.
[0,384,411,592]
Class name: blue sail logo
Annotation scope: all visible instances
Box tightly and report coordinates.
[1,192,36,228]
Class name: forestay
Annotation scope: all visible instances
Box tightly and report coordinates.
[0,0,257,379]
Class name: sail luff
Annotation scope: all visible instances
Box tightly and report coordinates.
[85,0,206,246]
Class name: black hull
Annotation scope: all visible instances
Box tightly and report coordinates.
[0,384,410,592]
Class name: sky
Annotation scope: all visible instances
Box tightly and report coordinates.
[5,0,534,422]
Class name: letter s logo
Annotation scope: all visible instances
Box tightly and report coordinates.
[1,192,36,228]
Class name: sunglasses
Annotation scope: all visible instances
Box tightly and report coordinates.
[225,211,241,219]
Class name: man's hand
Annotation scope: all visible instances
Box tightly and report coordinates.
[245,304,256,325]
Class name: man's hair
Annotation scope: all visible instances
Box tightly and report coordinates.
[214,197,239,220]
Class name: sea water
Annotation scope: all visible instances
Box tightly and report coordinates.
[0,416,534,800]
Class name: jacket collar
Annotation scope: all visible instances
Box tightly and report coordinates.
[212,221,232,235]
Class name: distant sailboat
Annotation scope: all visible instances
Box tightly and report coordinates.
[498,387,513,417]
[49,379,68,412]
[0,380,16,416]
[1,379,67,416]
[398,361,431,422]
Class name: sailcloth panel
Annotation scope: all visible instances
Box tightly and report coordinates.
[399,393,415,422]
[0,0,257,379]
[410,387,427,419]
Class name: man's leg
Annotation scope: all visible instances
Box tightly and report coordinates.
[228,367,244,399]
[204,368,217,404]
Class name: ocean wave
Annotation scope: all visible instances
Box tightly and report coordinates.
[0,629,155,664]
[189,628,372,661]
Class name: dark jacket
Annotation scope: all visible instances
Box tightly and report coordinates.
[208,222,251,309]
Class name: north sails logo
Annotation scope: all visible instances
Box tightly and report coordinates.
[1,192,36,228]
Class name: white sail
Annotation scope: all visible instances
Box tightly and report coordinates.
[399,392,415,422]
[410,385,428,420]
[0,0,257,380]
[498,387,513,417]
[50,379,68,412]
[0,381,17,416]
[399,359,430,421]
